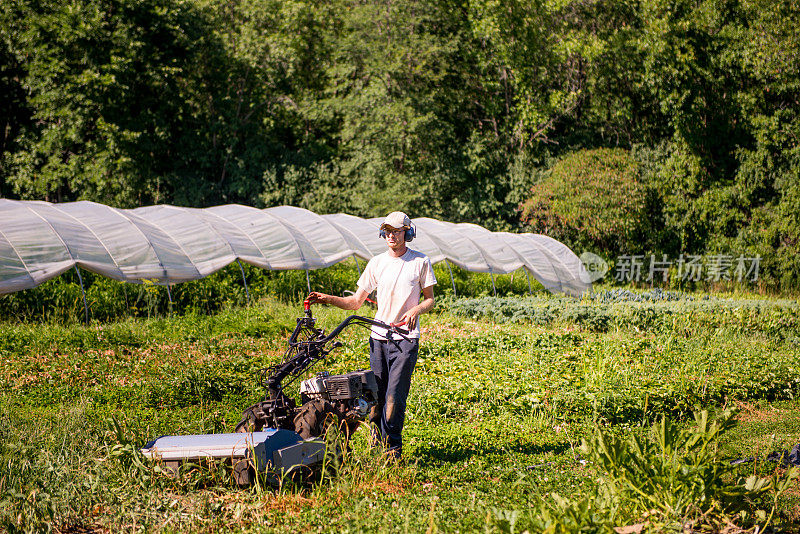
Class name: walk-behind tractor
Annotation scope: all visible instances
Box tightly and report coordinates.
[141,299,408,485]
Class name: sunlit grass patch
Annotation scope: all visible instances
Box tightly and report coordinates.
[2,294,800,531]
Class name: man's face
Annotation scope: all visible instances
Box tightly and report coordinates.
[383,225,406,250]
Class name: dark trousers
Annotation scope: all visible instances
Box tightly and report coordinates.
[369,337,419,457]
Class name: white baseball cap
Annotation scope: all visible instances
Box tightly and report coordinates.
[381,211,411,230]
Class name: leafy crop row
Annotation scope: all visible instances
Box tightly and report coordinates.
[409,327,800,425]
[442,293,800,338]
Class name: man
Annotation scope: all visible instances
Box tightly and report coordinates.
[307,211,436,458]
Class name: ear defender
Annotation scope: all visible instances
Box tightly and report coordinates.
[404,222,416,242]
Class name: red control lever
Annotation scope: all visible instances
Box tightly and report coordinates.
[303,298,311,312]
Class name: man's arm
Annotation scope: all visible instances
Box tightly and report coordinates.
[398,285,435,328]
[307,288,369,311]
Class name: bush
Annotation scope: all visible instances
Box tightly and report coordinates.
[520,148,651,258]
[0,258,543,323]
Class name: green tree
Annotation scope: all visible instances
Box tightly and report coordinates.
[0,34,30,196]
[199,0,332,206]
[2,0,218,205]
[0,0,322,207]
[520,148,653,257]
[715,0,800,288]
[261,0,533,230]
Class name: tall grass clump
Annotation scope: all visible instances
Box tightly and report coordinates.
[0,403,104,533]
[515,410,798,533]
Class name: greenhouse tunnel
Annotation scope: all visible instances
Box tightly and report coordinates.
[0,200,591,311]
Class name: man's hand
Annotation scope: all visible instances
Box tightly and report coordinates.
[394,285,434,331]
[306,291,330,305]
[395,308,420,330]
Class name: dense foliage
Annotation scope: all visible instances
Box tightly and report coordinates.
[1,0,799,288]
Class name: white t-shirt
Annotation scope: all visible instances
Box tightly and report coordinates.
[357,248,437,340]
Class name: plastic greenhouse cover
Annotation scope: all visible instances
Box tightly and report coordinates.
[0,199,592,297]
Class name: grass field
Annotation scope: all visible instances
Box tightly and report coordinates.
[2,289,800,532]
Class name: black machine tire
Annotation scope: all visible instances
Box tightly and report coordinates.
[293,399,344,440]
[232,458,255,486]
[235,407,264,433]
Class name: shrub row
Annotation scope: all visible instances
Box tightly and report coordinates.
[0,262,536,323]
